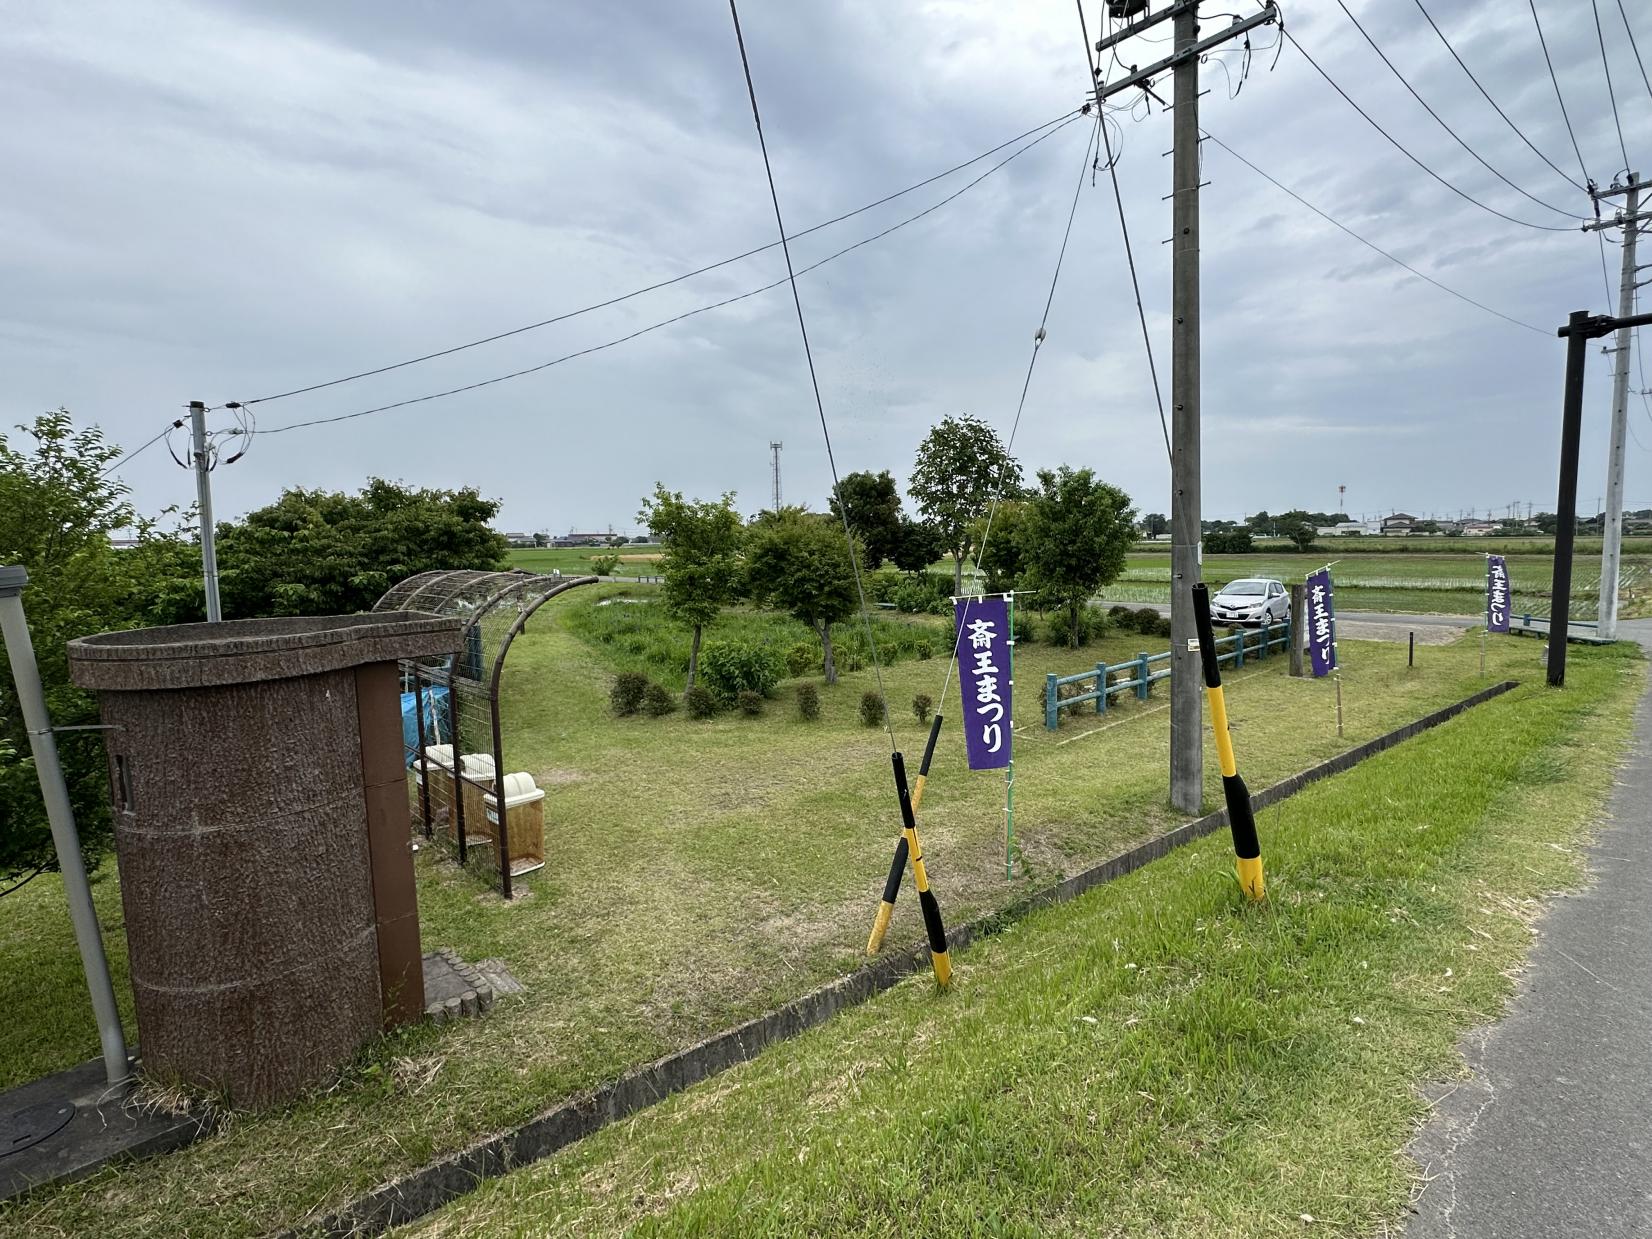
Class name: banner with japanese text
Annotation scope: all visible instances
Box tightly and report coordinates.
[954,596,1012,770]
[1306,568,1337,677]
[1486,554,1510,632]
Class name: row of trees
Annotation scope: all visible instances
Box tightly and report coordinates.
[1,410,512,889]
[642,416,1138,686]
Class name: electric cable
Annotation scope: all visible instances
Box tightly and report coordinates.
[727,0,895,752]
[1410,0,1590,196]
[1331,1,1587,222]
[1282,29,1578,233]
[1528,0,1594,192]
[1203,131,1549,335]
[97,417,186,479]
[259,115,1084,438]
[1593,0,1633,174]
[235,110,1081,408]
[1619,0,1652,105]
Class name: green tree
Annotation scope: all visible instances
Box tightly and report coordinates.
[890,518,944,575]
[827,470,903,569]
[1020,467,1136,648]
[908,414,1022,594]
[204,480,508,619]
[1142,512,1168,538]
[744,509,860,684]
[0,411,184,886]
[972,500,1032,594]
[637,485,744,691]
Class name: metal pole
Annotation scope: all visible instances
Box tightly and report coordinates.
[1549,311,1593,686]
[1005,591,1015,880]
[189,400,222,622]
[0,567,129,1086]
[1288,582,1305,677]
[1168,3,1203,815]
[1598,176,1639,640]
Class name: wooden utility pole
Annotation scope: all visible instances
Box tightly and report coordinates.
[1167,5,1203,813]
[1587,175,1640,640]
[1090,0,1277,813]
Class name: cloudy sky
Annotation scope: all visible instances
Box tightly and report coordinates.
[3,0,1649,536]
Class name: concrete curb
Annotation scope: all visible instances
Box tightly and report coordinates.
[288,679,1520,1237]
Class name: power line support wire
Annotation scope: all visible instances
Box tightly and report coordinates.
[726,0,894,750]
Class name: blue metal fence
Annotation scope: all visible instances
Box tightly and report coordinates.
[1044,621,1290,729]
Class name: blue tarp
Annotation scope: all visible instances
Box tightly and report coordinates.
[400,685,452,767]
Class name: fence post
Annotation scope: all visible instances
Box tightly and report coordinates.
[1095,663,1108,714]
[1045,672,1059,730]
[1289,584,1306,677]
[1258,623,1268,660]
[1235,628,1245,668]
[1137,652,1150,700]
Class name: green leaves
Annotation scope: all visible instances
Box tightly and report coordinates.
[908,414,1022,589]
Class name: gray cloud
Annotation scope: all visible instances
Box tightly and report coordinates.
[2,0,1649,540]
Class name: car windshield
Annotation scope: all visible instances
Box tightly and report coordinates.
[1221,580,1268,596]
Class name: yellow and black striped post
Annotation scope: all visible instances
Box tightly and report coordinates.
[1191,583,1265,900]
[892,749,952,987]
[867,713,942,955]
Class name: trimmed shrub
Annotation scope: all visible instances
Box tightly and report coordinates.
[1046,608,1097,648]
[1107,604,1134,621]
[699,639,785,705]
[785,641,817,677]
[1154,614,1174,639]
[642,682,677,716]
[859,690,885,728]
[590,553,622,575]
[684,684,717,719]
[1131,607,1164,635]
[610,671,649,716]
[1015,614,1037,644]
[796,682,821,721]
[915,639,935,661]
[912,693,934,723]
[737,689,764,717]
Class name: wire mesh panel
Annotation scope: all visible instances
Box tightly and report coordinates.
[373,570,596,898]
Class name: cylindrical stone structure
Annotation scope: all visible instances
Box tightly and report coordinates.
[68,612,461,1105]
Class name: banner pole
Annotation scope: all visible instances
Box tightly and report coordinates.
[1335,673,1344,737]
[1005,591,1015,880]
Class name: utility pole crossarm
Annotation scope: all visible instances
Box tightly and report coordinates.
[1094,0,1198,55]
[1095,3,1279,104]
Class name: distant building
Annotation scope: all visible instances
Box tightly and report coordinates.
[501,531,536,548]
[1317,521,1376,536]
[550,532,610,548]
[1459,519,1498,536]
[1380,512,1417,534]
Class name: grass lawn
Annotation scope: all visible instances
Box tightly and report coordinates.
[507,546,660,577]
[405,643,1645,1238]
[0,589,1617,1237]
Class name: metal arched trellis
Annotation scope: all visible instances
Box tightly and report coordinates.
[374,569,598,899]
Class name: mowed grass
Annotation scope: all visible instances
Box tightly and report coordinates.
[406,642,1645,1238]
[0,592,1592,1237]
[507,545,661,576]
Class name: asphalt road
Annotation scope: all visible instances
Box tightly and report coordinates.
[1406,620,1652,1238]
[1091,600,1479,630]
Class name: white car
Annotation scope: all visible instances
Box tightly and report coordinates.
[1211,577,1290,627]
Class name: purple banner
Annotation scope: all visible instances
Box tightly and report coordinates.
[954,596,1011,770]
[1486,555,1510,632]
[1306,568,1337,677]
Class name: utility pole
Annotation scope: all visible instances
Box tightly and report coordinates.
[769,441,784,511]
[1091,0,1277,815]
[1589,174,1639,639]
[189,400,222,622]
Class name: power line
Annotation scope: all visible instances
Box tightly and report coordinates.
[1202,130,1549,335]
[1332,1,1586,222]
[97,417,186,479]
[260,116,1084,437]
[237,109,1080,408]
[1410,0,1589,196]
[1594,0,1633,173]
[1077,0,1171,460]
[1620,0,1652,105]
[1282,29,1578,233]
[727,0,894,751]
[1528,0,1594,190]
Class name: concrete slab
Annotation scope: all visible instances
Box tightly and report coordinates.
[0,1056,214,1201]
